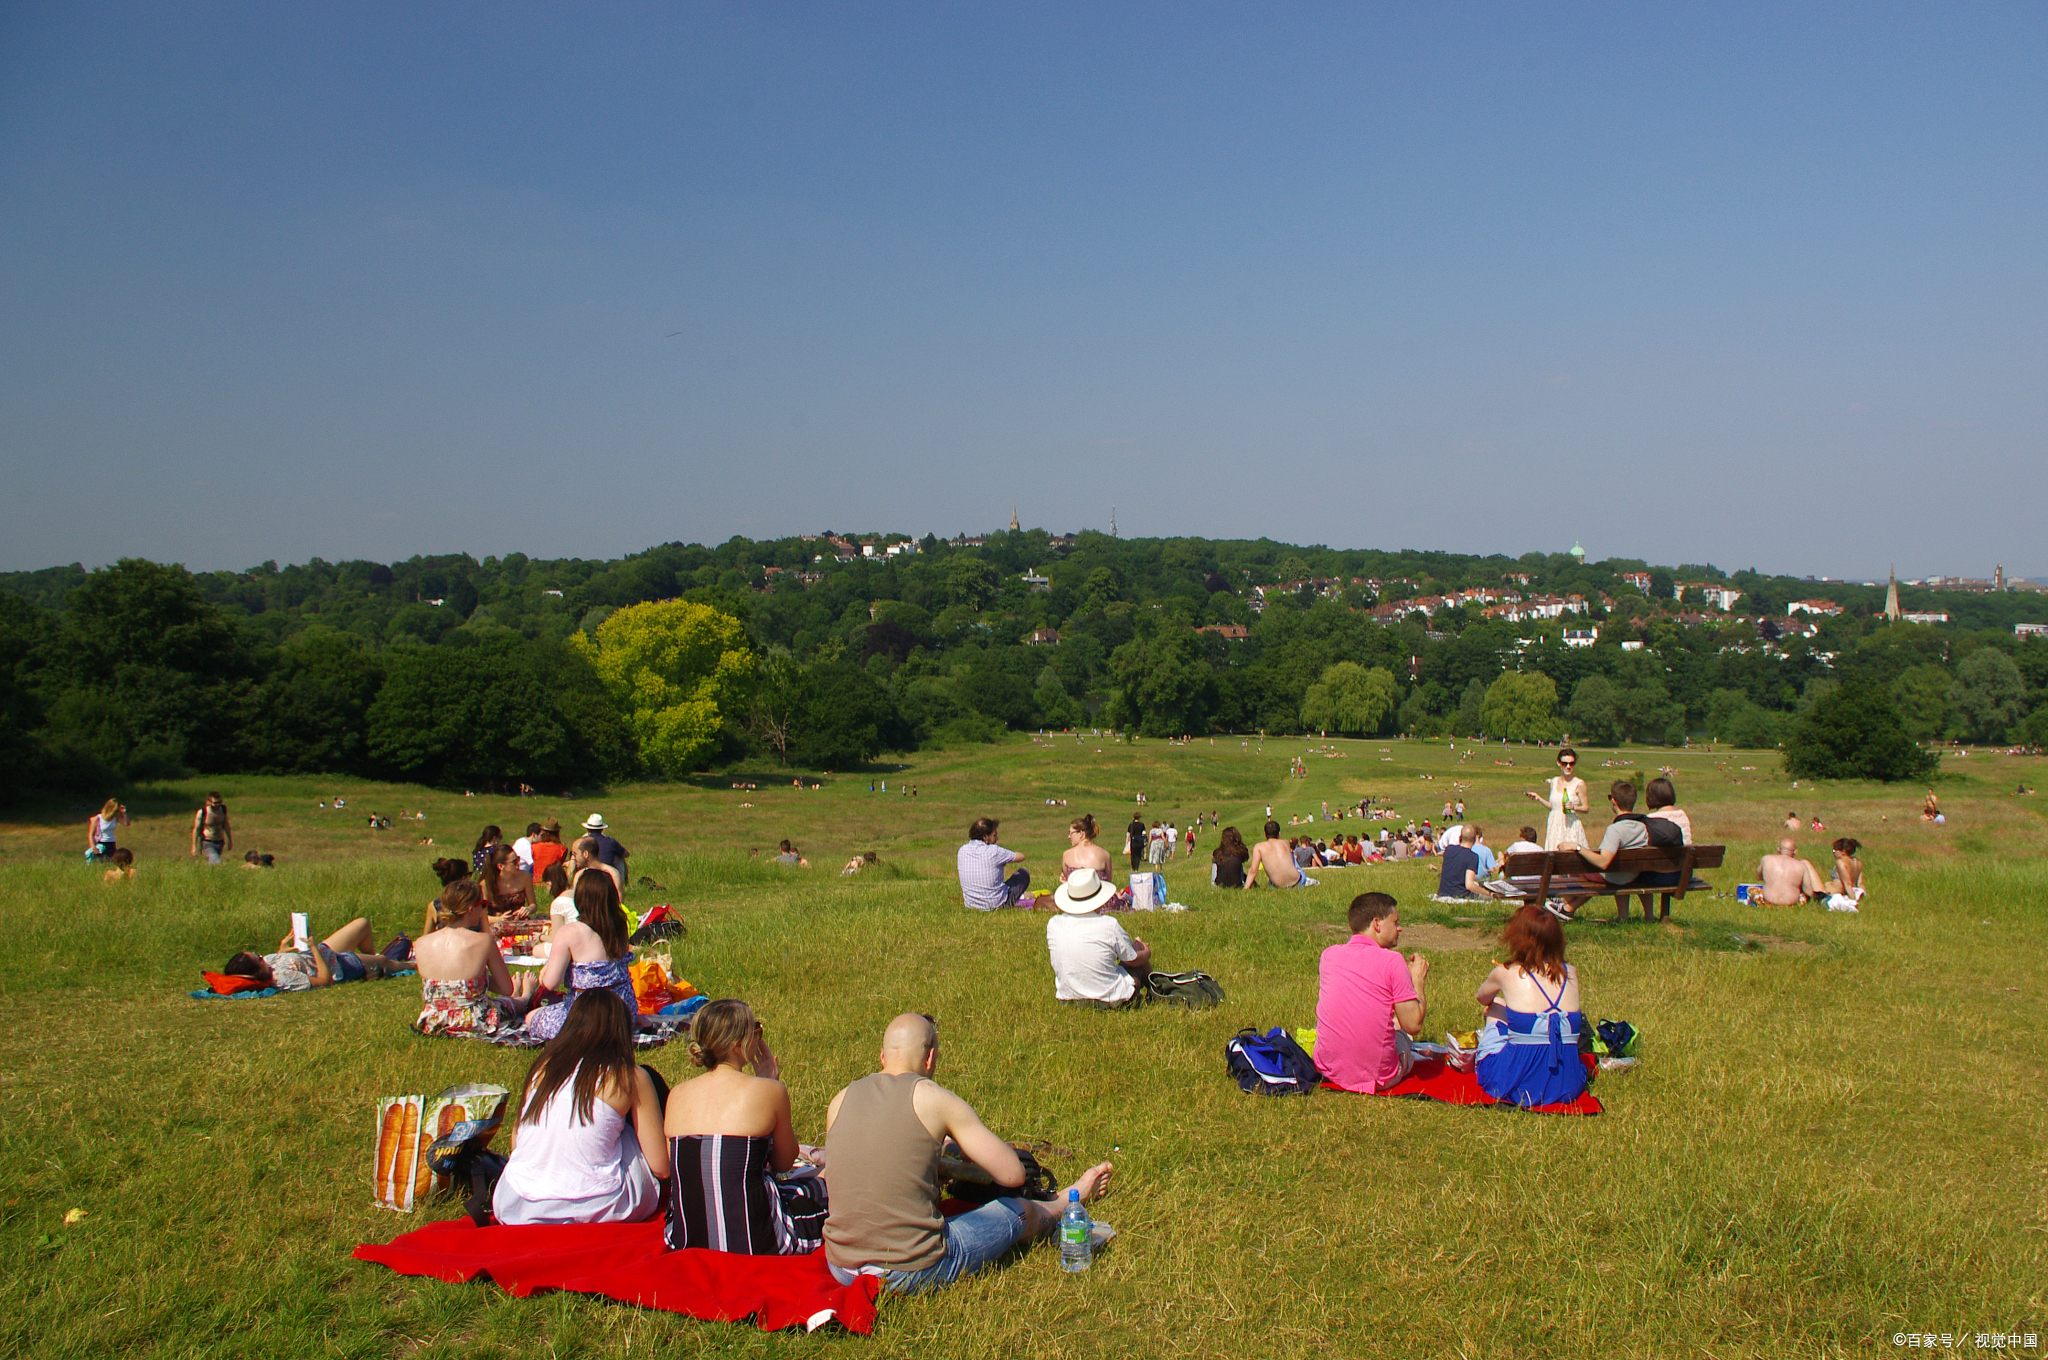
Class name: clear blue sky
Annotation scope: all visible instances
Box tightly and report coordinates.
[3,3,2043,579]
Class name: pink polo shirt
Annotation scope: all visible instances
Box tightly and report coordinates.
[1314,934,1418,1093]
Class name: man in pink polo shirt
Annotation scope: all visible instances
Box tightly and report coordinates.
[1314,892,1431,1092]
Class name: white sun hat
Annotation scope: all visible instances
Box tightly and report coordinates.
[582,813,609,831]
[1053,867,1118,914]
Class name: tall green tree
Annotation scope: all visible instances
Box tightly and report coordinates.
[1783,677,1936,781]
[1948,649,2026,742]
[572,600,753,777]
[1300,662,1397,736]
[1481,671,1560,742]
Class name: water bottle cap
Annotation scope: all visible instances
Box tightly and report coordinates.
[1068,1189,1079,1201]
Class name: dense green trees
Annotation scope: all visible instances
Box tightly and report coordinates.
[1783,677,1939,782]
[3,535,2044,798]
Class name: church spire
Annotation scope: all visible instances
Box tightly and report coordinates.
[1885,566,1900,622]
[1009,504,1020,532]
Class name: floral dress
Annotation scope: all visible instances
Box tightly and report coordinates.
[414,977,525,1038]
[524,955,637,1041]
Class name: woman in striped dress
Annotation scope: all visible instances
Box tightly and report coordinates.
[661,1000,828,1254]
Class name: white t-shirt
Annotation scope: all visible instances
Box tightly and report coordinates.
[1504,839,1544,857]
[1047,914,1139,1003]
[511,836,535,870]
[1437,824,1463,849]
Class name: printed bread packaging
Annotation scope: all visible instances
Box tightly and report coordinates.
[373,1095,424,1211]
[420,1083,511,1201]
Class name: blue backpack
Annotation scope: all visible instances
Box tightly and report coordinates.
[1224,1027,1321,1096]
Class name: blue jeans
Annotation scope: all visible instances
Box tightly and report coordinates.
[200,842,224,864]
[829,1198,1030,1295]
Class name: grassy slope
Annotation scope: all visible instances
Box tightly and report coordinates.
[0,738,2043,1359]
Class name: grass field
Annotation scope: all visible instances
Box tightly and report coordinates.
[2,735,2043,1359]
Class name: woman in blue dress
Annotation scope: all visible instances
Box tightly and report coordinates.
[1473,904,1587,1107]
[526,871,638,1042]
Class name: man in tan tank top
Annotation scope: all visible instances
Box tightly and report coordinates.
[821,1014,1113,1294]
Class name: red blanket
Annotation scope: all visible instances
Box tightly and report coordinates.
[353,1218,881,1334]
[1324,1056,1604,1115]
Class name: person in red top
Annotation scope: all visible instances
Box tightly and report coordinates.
[529,818,568,880]
[1313,893,1431,1092]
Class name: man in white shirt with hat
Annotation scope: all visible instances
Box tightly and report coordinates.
[1046,868,1151,1008]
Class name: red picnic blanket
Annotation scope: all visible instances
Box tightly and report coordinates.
[353,1218,881,1334]
[1324,1056,1604,1115]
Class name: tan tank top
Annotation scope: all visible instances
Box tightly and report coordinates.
[823,1071,944,1271]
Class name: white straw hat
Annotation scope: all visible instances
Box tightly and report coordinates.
[1053,867,1118,914]
[582,813,608,831]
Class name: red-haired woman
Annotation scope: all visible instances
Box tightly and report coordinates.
[1472,904,1587,1107]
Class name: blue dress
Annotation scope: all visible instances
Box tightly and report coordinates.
[524,955,637,1041]
[1475,968,1586,1108]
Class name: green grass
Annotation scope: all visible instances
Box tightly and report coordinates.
[2,736,2044,1358]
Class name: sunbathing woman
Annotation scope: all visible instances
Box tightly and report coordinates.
[412,880,537,1037]
[661,999,829,1254]
[1060,814,1113,882]
[1472,904,1587,1109]
[1822,838,1864,897]
[524,871,637,1042]
[493,989,671,1226]
[425,858,472,937]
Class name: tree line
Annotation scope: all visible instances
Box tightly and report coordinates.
[2,533,2042,796]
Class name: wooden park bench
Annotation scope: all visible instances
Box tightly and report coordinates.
[1497,844,1726,914]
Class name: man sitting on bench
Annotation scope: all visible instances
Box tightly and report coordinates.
[1558,780,1649,920]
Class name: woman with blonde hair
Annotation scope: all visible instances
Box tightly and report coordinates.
[87,799,128,861]
[412,880,536,1036]
[1473,904,1587,1108]
[661,1000,828,1254]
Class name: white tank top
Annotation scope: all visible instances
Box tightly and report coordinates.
[498,1067,632,1203]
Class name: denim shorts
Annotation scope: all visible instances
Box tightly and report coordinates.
[317,943,366,983]
[828,1198,1030,1295]
[200,841,224,864]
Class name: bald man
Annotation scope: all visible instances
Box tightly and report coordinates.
[821,1014,1113,1294]
[1757,838,1827,907]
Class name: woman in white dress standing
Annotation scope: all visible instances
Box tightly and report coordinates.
[1527,748,1588,850]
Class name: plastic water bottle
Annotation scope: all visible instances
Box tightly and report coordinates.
[1058,1189,1092,1272]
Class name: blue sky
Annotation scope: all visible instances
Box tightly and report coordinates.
[3,3,2043,579]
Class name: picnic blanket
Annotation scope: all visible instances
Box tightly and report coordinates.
[189,969,415,1001]
[1325,1056,1604,1116]
[353,1218,881,1334]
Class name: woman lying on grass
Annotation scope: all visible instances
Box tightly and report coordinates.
[222,918,404,991]
[412,880,538,1038]
[1472,905,1587,1109]
[661,999,829,1254]
[493,989,670,1226]
[525,871,637,1042]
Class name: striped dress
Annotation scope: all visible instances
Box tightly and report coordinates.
[662,1134,828,1255]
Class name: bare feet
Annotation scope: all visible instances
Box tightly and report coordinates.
[1067,1161,1114,1205]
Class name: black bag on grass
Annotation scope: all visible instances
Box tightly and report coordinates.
[1225,1027,1320,1096]
[1148,969,1225,1009]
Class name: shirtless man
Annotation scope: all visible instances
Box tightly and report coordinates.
[1757,838,1827,906]
[1245,820,1318,889]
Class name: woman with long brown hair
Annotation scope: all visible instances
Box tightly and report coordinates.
[1472,904,1587,1107]
[524,870,637,1042]
[1210,825,1251,889]
[661,1000,829,1254]
[493,989,670,1225]
[480,844,534,916]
